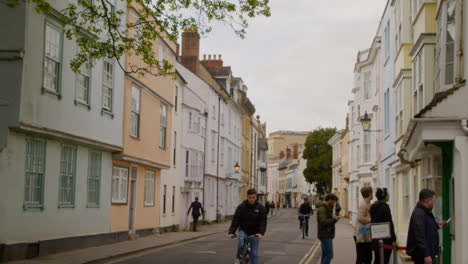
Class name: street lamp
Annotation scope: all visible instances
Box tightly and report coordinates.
[234,162,240,173]
[359,111,381,132]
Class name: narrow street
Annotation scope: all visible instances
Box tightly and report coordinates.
[111,208,321,264]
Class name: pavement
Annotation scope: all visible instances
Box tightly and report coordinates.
[6,209,358,264]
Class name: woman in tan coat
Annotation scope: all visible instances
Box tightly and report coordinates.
[354,186,373,264]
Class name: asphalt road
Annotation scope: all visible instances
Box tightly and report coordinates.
[111,208,321,264]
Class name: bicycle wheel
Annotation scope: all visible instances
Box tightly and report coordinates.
[241,248,248,264]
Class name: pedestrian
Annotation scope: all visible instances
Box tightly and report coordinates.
[354,186,373,264]
[270,201,275,216]
[298,197,313,237]
[277,201,280,210]
[406,189,448,264]
[316,193,341,264]
[228,189,267,264]
[187,197,204,232]
[265,200,270,216]
[370,188,396,264]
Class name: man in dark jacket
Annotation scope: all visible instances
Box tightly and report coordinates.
[317,193,341,264]
[298,197,313,236]
[407,189,448,264]
[265,200,270,216]
[228,189,267,264]
[187,197,204,232]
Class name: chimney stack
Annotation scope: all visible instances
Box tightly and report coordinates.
[201,53,224,68]
[181,30,200,75]
[293,143,298,159]
[279,151,285,159]
[286,147,292,159]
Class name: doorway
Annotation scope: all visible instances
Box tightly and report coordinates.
[129,166,137,234]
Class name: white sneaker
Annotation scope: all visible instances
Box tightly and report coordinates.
[233,259,241,264]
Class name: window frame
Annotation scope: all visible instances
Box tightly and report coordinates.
[131,86,141,138]
[75,62,92,109]
[58,143,77,208]
[144,170,155,206]
[87,150,102,207]
[42,19,64,99]
[112,166,129,204]
[363,71,372,100]
[23,136,47,211]
[102,59,115,116]
[160,103,167,148]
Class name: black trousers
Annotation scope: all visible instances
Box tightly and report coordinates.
[192,215,199,231]
[411,256,435,264]
[373,248,392,264]
[353,237,372,264]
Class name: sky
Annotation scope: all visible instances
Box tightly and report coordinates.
[198,0,387,135]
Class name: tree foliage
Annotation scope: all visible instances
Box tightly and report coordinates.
[302,127,337,196]
[3,0,270,76]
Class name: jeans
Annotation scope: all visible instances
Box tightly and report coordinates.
[320,239,334,264]
[236,230,259,264]
[299,215,310,236]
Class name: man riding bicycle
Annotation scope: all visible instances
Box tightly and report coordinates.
[298,197,313,237]
[228,188,267,264]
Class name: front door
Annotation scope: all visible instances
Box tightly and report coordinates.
[129,166,137,234]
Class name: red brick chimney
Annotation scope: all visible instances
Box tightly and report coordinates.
[181,30,200,75]
[293,143,298,159]
[279,151,285,159]
[201,54,223,68]
[286,148,292,159]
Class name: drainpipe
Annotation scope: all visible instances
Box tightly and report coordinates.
[461,119,468,133]
[202,111,208,222]
[455,0,464,84]
[216,96,221,222]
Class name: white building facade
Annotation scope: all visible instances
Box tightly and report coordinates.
[0,1,125,261]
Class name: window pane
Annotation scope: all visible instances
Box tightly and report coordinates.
[59,145,76,206]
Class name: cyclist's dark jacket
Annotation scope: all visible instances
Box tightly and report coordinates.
[298,203,313,215]
[228,200,267,236]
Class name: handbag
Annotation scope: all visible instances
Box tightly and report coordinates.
[355,223,372,243]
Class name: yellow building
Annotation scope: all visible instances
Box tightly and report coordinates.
[239,92,255,199]
[390,0,416,245]
[110,2,176,236]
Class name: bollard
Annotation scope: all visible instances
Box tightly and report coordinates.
[393,243,398,264]
[379,240,384,264]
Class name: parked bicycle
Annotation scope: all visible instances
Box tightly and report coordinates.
[299,214,309,239]
[231,233,257,264]
[217,209,225,222]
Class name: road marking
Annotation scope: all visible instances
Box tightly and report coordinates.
[304,242,321,264]
[264,251,286,255]
[195,250,217,254]
[298,242,318,264]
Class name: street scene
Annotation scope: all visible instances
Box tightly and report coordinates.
[1,0,468,263]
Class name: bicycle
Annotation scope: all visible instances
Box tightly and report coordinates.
[217,209,225,222]
[299,214,309,239]
[231,233,257,264]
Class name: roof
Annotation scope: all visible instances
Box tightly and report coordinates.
[269,131,311,136]
[415,84,463,118]
[206,66,231,77]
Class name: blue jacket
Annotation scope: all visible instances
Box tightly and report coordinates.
[406,202,439,257]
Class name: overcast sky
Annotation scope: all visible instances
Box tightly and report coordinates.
[199,0,387,135]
